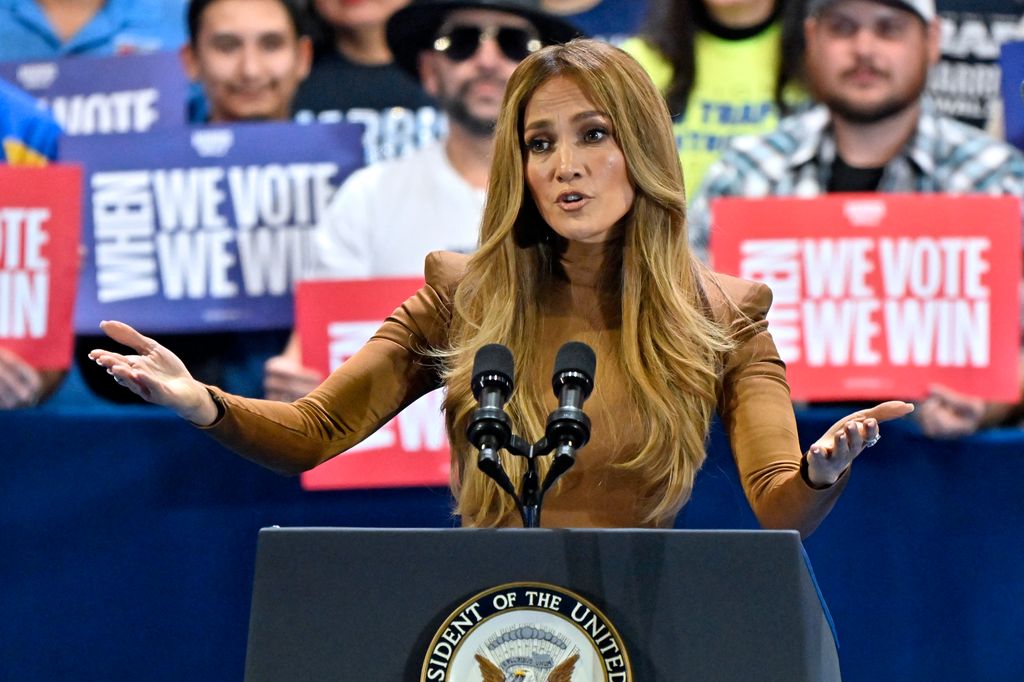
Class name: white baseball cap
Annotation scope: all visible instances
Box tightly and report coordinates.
[808,0,936,22]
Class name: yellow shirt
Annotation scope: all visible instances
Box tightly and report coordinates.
[624,27,805,196]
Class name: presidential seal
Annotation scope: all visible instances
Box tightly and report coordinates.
[421,582,632,681]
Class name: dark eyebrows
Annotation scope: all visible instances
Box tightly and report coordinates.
[207,32,242,47]
[205,29,292,47]
[257,31,289,44]
[523,110,609,132]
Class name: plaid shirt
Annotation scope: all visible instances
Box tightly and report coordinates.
[688,103,1024,262]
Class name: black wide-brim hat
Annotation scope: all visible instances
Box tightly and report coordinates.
[386,0,583,81]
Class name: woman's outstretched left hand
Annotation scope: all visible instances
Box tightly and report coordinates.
[805,401,915,487]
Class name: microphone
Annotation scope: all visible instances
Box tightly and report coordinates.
[467,344,516,495]
[542,342,595,490]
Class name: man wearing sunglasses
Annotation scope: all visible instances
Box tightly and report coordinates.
[263,0,579,402]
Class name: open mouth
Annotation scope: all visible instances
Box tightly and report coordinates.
[556,192,589,212]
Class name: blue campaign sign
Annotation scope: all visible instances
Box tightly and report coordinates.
[63,120,365,333]
[1000,40,1024,151]
[0,50,188,135]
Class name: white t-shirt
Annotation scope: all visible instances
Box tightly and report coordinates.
[306,141,485,278]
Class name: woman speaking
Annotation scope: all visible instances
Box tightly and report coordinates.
[90,38,911,533]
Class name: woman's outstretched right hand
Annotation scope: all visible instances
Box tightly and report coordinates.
[88,320,219,426]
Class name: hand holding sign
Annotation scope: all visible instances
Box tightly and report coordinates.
[88,321,219,426]
[0,347,44,408]
[915,384,989,439]
[263,334,324,403]
[805,400,915,487]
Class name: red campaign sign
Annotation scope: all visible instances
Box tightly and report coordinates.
[711,194,1022,401]
[295,277,451,490]
[0,165,81,369]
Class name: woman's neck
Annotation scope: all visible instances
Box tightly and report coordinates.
[557,236,620,290]
[336,25,392,65]
[699,0,777,39]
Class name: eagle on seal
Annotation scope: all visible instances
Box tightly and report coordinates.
[474,652,580,681]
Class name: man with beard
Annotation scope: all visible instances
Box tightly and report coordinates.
[688,0,1024,438]
[690,0,1024,248]
[263,0,579,401]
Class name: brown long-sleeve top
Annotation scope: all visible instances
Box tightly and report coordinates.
[200,248,846,536]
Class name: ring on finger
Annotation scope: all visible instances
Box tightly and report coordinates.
[864,433,881,448]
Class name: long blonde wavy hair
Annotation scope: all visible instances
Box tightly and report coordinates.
[442,39,734,526]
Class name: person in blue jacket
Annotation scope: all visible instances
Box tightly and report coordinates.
[0,0,187,60]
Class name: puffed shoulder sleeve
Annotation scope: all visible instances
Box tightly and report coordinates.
[711,273,846,538]
[198,251,469,475]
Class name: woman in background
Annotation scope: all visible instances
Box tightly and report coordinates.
[623,0,809,194]
[293,0,440,163]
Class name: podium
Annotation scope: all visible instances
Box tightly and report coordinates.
[244,528,841,681]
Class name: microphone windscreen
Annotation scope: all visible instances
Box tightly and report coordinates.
[553,341,596,382]
[472,343,515,383]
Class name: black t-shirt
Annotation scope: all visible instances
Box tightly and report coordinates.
[292,52,442,163]
[292,52,435,116]
[828,154,885,192]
